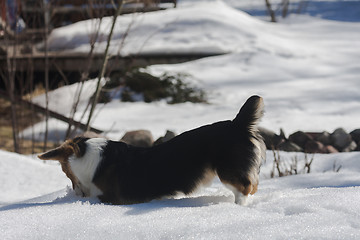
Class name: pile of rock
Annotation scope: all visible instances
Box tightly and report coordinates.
[117,127,360,154]
[260,127,360,153]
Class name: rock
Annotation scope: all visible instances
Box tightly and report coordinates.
[342,141,357,152]
[81,131,107,139]
[307,131,332,146]
[259,127,284,150]
[324,145,339,154]
[121,130,154,147]
[315,131,332,146]
[279,128,286,139]
[154,130,176,145]
[304,140,325,153]
[356,141,360,151]
[289,131,313,149]
[278,140,303,152]
[330,128,353,151]
[350,129,360,143]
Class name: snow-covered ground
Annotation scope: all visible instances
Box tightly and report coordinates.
[1,150,360,239]
[2,0,360,239]
[28,0,360,142]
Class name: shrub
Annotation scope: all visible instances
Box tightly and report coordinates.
[99,68,207,104]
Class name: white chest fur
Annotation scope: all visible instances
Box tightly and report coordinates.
[69,138,107,197]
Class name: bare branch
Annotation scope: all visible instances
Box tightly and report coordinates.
[85,0,124,131]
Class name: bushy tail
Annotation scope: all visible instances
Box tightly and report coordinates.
[233,95,264,133]
[233,95,265,161]
[225,96,265,201]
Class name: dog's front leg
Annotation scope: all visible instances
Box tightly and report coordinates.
[73,183,88,197]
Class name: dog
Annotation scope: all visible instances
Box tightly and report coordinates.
[38,95,265,205]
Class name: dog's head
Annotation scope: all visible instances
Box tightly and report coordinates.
[38,137,89,196]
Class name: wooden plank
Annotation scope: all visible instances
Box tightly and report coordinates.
[0,52,224,72]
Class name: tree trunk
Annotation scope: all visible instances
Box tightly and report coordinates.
[265,0,277,22]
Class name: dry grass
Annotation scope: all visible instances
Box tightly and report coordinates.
[270,149,315,178]
[0,97,57,154]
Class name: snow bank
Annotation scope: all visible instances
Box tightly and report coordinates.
[26,0,360,143]
[45,1,263,55]
[0,150,69,203]
[1,150,360,239]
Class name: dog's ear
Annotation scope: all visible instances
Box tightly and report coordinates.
[38,144,75,162]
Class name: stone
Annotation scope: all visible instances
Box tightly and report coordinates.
[356,141,360,151]
[121,130,154,147]
[324,145,339,154]
[350,129,360,143]
[314,131,332,146]
[278,140,303,152]
[154,130,176,145]
[289,131,313,149]
[342,141,357,152]
[259,127,284,150]
[78,131,107,139]
[330,128,353,151]
[304,140,325,153]
[279,128,286,139]
[307,131,332,146]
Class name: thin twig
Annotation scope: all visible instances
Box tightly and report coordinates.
[43,0,50,151]
[66,16,104,139]
[3,17,20,152]
[86,0,124,131]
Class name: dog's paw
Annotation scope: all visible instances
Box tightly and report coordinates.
[235,194,248,206]
[235,194,256,206]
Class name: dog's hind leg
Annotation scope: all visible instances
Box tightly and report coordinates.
[217,154,260,205]
[217,167,259,205]
[222,181,254,205]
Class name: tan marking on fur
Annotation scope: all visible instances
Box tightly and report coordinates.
[67,138,85,158]
[38,139,81,193]
[240,184,252,196]
[221,180,257,196]
[59,161,79,191]
[250,183,258,195]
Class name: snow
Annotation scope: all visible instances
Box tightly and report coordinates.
[27,0,360,141]
[1,150,360,239]
[0,150,69,203]
[2,0,360,239]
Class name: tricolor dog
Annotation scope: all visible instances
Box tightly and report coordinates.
[38,95,265,205]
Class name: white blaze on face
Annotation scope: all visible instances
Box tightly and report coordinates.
[69,138,107,197]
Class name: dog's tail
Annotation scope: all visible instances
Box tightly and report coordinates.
[233,95,266,163]
[233,95,264,133]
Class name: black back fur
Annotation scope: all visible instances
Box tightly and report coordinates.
[92,96,264,204]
